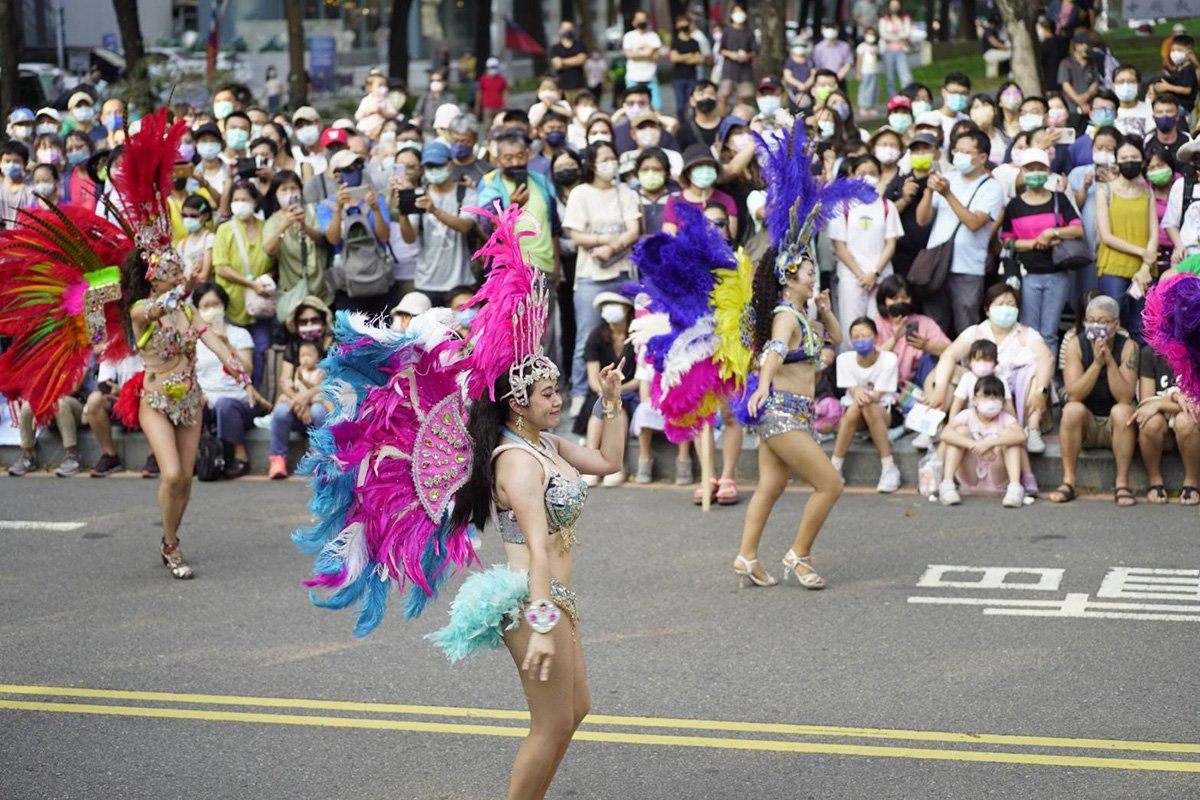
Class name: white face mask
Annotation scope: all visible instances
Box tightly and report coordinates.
[822,28,838,40]
[1092,150,1115,167]
[429,80,445,94]
[635,128,661,148]
[277,191,301,208]
[198,305,224,325]
[587,134,611,145]
[600,305,627,324]
[296,125,319,146]
[976,398,1004,418]
[576,106,596,123]
[1019,114,1044,132]
[858,174,880,189]
[874,145,901,165]
[731,11,747,24]
[231,200,255,220]
[33,181,55,196]
[594,161,619,181]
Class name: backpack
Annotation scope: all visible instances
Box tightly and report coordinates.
[327,211,394,299]
[195,426,225,482]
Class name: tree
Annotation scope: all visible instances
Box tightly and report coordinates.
[284,0,308,108]
[388,0,415,87]
[758,0,788,82]
[573,0,597,54]
[993,0,1042,95]
[0,0,20,124]
[113,0,154,109]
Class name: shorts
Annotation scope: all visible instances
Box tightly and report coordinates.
[718,78,755,100]
[756,391,814,441]
[1082,412,1113,449]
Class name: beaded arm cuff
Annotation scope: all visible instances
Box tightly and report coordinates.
[524,599,561,634]
[760,339,788,367]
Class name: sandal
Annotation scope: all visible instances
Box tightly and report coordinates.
[1146,484,1168,505]
[693,478,719,505]
[715,478,739,505]
[1114,486,1136,508]
[1048,483,1076,504]
[160,538,194,579]
[1180,486,1200,506]
[781,549,826,590]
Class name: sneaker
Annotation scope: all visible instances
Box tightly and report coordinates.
[939,480,961,506]
[1003,482,1026,508]
[268,455,289,480]
[602,470,626,488]
[55,453,81,477]
[90,452,123,477]
[1025,428,1045,454]
[635,459,653,484]
[583,474,601,487]
[7,454,36,477]
[568,395,585,418]
[912,432,934,451]
[674,459,693,485]
[142,454,159,478]
[252,415,272,430]
[877,465,901,493]
[224,458,250,479]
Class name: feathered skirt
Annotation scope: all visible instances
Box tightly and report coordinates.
[426,565,579,663]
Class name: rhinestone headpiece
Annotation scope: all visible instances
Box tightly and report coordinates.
[503,271,559,406]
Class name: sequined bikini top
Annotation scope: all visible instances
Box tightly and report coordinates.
[137,304,199,364]
[493,431,588,550]
[773,302,826,363]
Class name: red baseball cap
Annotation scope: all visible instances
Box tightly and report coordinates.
[320,127,349,148]
[887,95,912,112]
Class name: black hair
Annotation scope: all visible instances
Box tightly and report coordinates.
[1093,89,1118,107]
[249,136,280,156]
[0,140,29,163]
[957,129,991,158]
[583,140,617,182]
[182,194,211,215]
[263,121,290,144]
[846,154,881,175]
[297,339,327,360]
[119,248,153,315]
[901,81,930,100]
[1116,134,1145,160]
[447,284,478,302]
[572,90,597,105]
[1152,91,1180,109]
[500,108,530,127]
[875,274,915,317]
[944,71,971,91]
[967,339,998,362]
[452,373,513,531]
[1172,34,1194,49]
[1145,141,1177,173]
[225,110,251,127]
[230,179,262,207]
[813,68,839,83]
[537,73,561,88]
[1113,64,1141,83]
[191,281,230,308]
[64,131,92,153]
[33,133,61,154]
[635,146,669,171]
[751,247,785,356]
[31,162,58,182]
[974,374,1006,398]
[848,316,877,337]
[1092,124,1121,146]
[541,110,570,127]
[983,281,1021,311]
[622,84,652,103]
[1020,95,1048,112]
[691,79,717,95]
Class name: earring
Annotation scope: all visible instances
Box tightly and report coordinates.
[516,415,526,432]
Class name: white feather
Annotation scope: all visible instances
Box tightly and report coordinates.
[629,313,671,349]
[660,317,716,389]
[321,522,371,585]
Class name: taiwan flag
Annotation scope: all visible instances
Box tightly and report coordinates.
[504,18,546,56]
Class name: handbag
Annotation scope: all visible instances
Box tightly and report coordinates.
[908,177,991,294]
[275,219,312,325]
[232,218,277,319]
[1050,191,1091,270]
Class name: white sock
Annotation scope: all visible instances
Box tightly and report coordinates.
[830,455,845,470]
[881,456,896,471]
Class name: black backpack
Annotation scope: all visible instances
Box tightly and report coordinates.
[194,427,225,482]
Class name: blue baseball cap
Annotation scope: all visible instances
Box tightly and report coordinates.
[716,115,750,146]
[421,141,451,165]
[8,107,34,124]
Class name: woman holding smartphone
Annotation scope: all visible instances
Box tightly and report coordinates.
[264,170,333,309]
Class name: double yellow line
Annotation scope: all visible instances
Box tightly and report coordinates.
[2,683,1198,773]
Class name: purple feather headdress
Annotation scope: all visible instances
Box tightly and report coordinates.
[1143,272,1200,403]
[753,120,876,283]
[460,202,558,406]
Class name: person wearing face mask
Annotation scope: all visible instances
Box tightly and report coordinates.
[629,112,683,175]
[968,95,1008,164]
[716,5,756,114]
[562,140,641,412]
[623,10,666,110]
[268,296,335,479]
[551,22,589,104]
[870,127,904,187]
[1016,95,1048,139]
[1147,93,1191,162]
[883,94,913,138]
[812,19,853,86]
[63,93,101,144]
[397,141,478,306]
[832,318,903,492]
[915,129,1005,337]
[222,111,253,163]
[176,195,215,287]
[291,107,325,183]
[884,131,938,276]
[191,124,228,206]
[5,107,34,143]
[828,155,902,334]
[668,14,703,116]
[1111,65,1152,138]
[33,107,62,139]
[60,131,96,208]
[1057,32,1101,115]
[1154,34,1198,118]
[263,170,332,314]
[1095,138,1159,340]
[937,72,971,144]
[0,141,32,229]
[809,70,841,111]
[1135,341,1200,506]
[993,81,1023,139]
[677,80,722,150]
[446,112,488,184]
[937,374,1029,507]
[28,163,59,210]
[632,148,677,236]
[927,284,1055,459]
[474,57,510,133]
[98,98,127,150]
[1051,294,1140,505]
[572,293,638,486]
[783,41,815,111]
[854,27,882,117]
[535,110,572,165]
[213,181,277,386]
[878,0,913,98]
[1144,144,1178,274]
[1066,90,1118,167]
[529,76,572,131]
[612,86,680,154]
[32,133,64,170]
[1000,148,1085,354]
[661,144,737,238]
[752,76,788,123]
[584,116,615,149]
[212,86,240,133]
[1066,126,1120,301]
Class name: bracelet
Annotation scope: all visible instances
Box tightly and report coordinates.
[525,599,560,634]
[600,399,621,419]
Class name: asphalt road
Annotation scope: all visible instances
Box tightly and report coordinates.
[1,474,1198,799]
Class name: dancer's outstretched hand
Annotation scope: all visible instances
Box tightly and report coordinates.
[599,358,626,405]
[523,632,555,682]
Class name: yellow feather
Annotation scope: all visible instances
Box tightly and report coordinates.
[710,247,755,386]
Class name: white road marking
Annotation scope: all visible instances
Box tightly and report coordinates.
[915,565,1064,591]
[909,594,1200,622]
[0,521,86,532]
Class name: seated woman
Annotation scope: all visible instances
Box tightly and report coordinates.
[193,282,262,478]
[574,292,637,487]
[937,374,1028,508]
[1134,345,1199,505]
[831,317,901,493]
[269,295,335,479]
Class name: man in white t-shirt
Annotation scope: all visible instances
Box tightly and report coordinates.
[1113,65,1153,139]
[916,129,1005,338]
[1163,139,1200,263]
[623,10,664,110]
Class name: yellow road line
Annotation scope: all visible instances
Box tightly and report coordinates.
[2,698,1198,773]
[2,683,1199,758]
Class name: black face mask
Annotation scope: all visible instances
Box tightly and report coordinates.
[554,168,579,186]
[1118,161,1143,180]
[174,176,188,191]
[635,21,648,30]
[887,301,912,317]
[695,98,718,114]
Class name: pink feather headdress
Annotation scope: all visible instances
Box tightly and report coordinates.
[461,203,559,405]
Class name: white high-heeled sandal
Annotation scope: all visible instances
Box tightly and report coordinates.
[782,550,826,590]
[734,555,778,588]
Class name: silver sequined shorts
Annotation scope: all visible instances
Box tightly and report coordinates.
[756,391,814,441]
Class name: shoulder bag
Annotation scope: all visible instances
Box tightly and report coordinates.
[232,218,277,319]
[908,177,991,294]
[1050,190,1091,270]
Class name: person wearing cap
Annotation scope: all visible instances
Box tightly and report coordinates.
[268,295,336,479]
[783,40,815,111]
[1058,32,1101,115]
[475,57,509,132]
[884,94,913,136]
[412,68,450,133]
[676,80,722,150]
[355,70,403,141]
[629,111,683,175]
[389,291,432,332]
[316,148,393,316]
[302,127,351,204]
[34,107,62,139]
[61,92,102,144]
[291,106,325,182]
[0,139,31,228]
[662,143,738,238]
[669,13,703,117]
[5,108,34,143]
[1001,147,1085,352]
[613,85,680,154]
[754,76,786,120]
[190,123,227,207]
[397,141,477,306]
[916,129,1005,337]
[572,291,637,485]
[1164,138,1200,265]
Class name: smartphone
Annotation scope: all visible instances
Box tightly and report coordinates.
[343,185,370,204]
[395,187,426,214]
[507,167,528,190]
[1053,127,1076,144]
[905,322,919,337]
[173,161,192,179]
[236,157,257,179]
[254,155,271,169]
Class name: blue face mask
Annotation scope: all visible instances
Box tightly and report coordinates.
[455,307,478,328]
[945,93,969,113]
[544,130,567,149]
[2,163,24,180]
[104,114,124,132]
[67,150,89,166]
[851,338,876,356]
[450,143,473,161]
[338,168,363,188]
[226,128,249,151]
[1090,108,1115,127]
